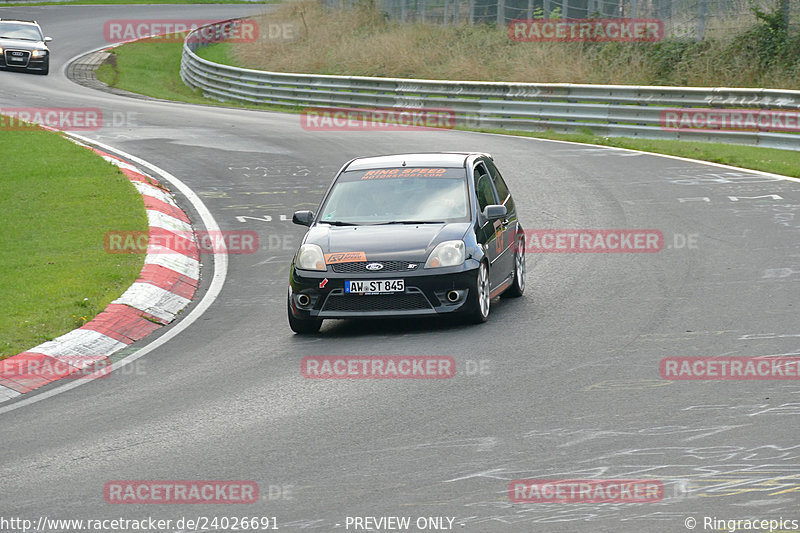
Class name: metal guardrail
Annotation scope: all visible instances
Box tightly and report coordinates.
[180,20,800,151]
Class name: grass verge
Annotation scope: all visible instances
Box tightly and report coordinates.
[97,36,283,109]
[97,36,800,179]
[473,129,800,178]
[0,122,147,360]
[227,1,800,89]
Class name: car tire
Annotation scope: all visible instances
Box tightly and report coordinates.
[466,261,491,324]
[287,295,322,334]
[503,231,525,298]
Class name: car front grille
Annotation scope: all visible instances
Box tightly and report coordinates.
[321,289,432,313]
[332,261,420,273]
[5,50,31,67]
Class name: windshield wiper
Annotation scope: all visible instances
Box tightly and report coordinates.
[321,220,360,226]
[375,220,445,225]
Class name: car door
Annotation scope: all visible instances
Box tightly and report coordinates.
[473,161,507,293]
[485,158,517,283]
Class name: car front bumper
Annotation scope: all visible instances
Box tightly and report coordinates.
[0,51,48,71]
[288,259,481,319]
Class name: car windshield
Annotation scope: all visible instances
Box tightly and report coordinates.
[318,167,470,225]
[0,23,43,41]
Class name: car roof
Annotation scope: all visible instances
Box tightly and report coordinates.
[0,19,39,25]
[345,152,491,171]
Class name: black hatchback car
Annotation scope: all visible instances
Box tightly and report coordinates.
[0,19,51,75]
[287,152,525,333]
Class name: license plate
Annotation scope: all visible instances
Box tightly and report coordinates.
[10,57,23,62]
[345,279,404,294]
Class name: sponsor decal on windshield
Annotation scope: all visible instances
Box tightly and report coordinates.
[324,251,367,264]
[360,168,449,179]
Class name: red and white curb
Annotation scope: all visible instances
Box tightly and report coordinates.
[0,144,200,403]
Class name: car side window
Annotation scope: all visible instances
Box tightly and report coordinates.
[474,163,497,214]
[486,160,511,204]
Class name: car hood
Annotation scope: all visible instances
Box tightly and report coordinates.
[305,222,471,262]
[0,38,46,51]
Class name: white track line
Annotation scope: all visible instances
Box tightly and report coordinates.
[0,135,228,415]
[466,130,800,183]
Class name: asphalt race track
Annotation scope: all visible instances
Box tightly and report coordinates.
[1,5,799,532]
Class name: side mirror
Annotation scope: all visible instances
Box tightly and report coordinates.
[44,37,53,43]
[292,210,314,227]
[483,204,507,221]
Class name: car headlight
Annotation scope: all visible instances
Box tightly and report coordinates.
[296,244,326,271]
[32,50,47,58]
[425,240,465,268]
[0,47,4,54]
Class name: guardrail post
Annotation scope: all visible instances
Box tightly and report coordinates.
[780,0,790,33]
[496,0,505,25]
[468,0,474,23]
[697,0,707,41]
